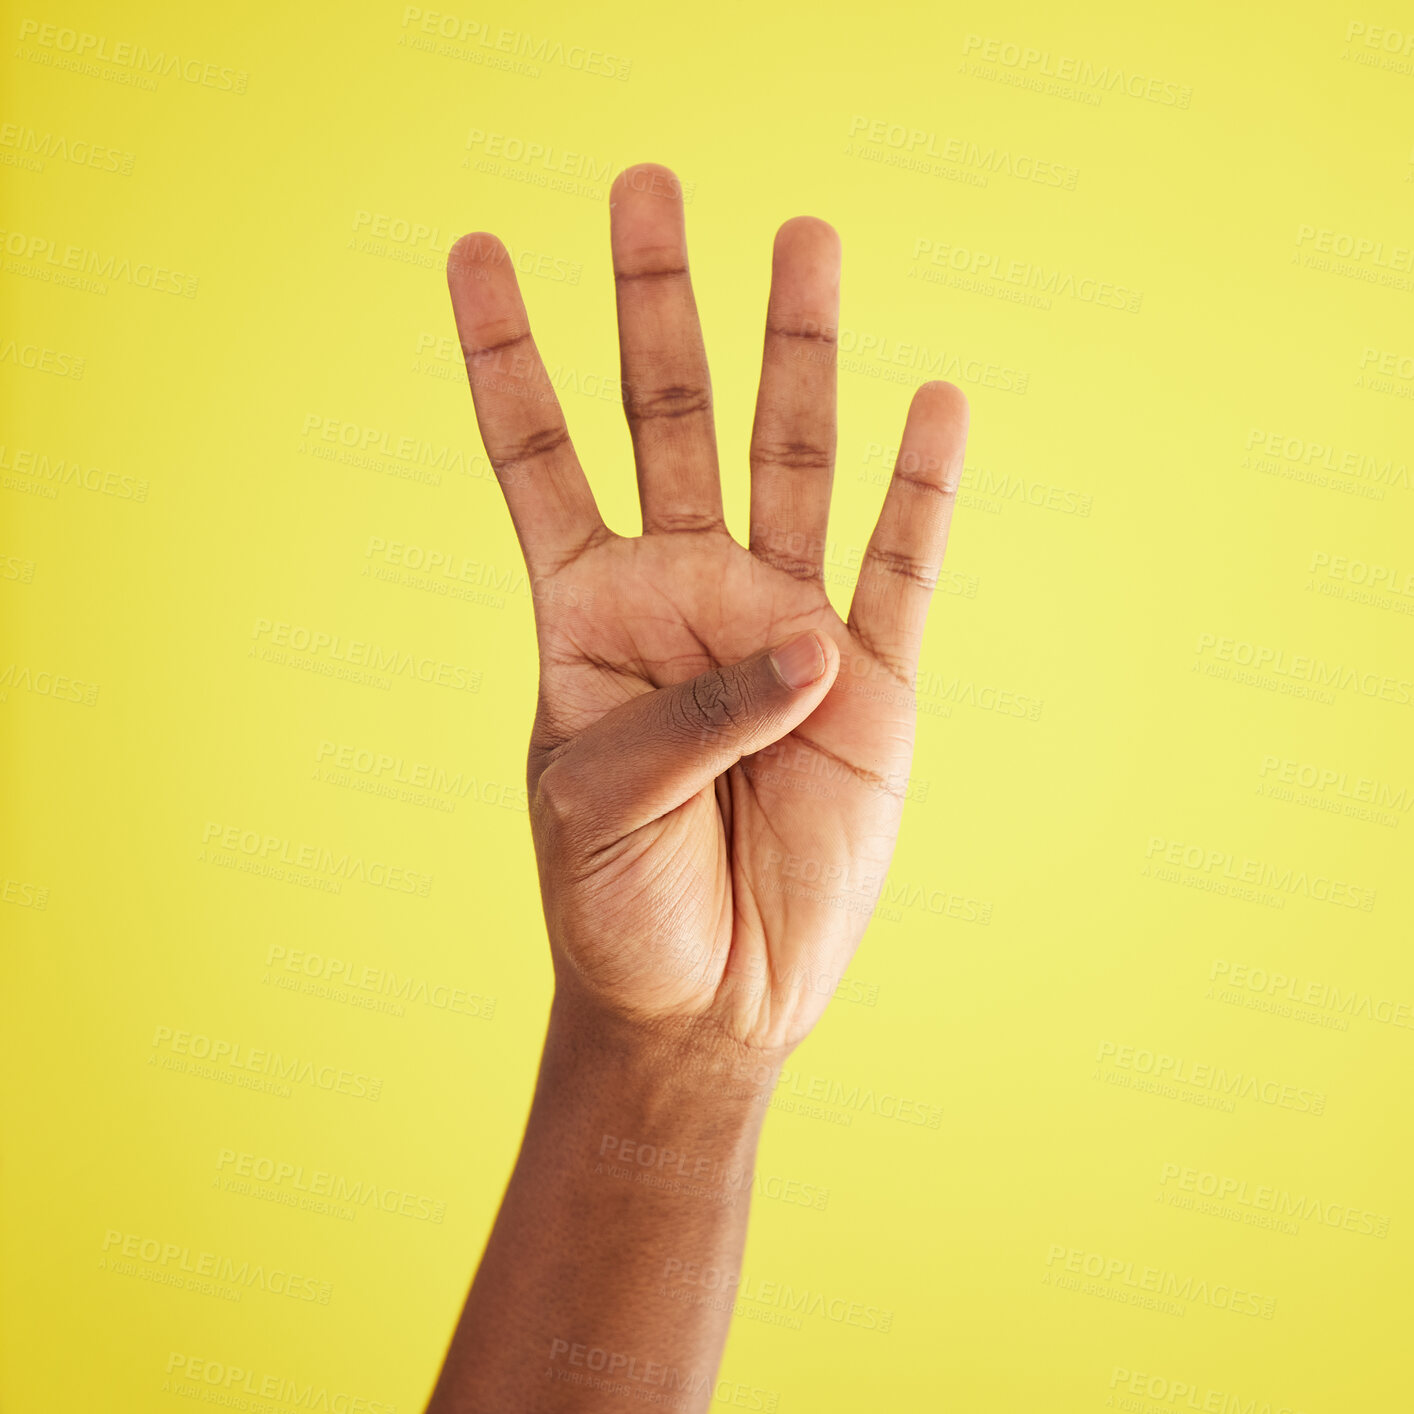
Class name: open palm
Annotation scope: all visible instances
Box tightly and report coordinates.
[447,164,968,1057]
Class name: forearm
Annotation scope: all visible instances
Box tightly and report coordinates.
[425,987,781,1414]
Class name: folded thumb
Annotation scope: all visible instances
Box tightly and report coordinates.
[534,630,840,844]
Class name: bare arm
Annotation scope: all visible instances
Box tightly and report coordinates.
[426,997,778,1413]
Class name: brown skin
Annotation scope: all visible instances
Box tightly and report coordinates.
[425,163,969,1413]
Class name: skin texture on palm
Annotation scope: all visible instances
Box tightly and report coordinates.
[446,162,968,1061]
[526,535,916,1054]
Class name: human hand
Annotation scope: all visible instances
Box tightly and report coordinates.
[446,163,968,1064]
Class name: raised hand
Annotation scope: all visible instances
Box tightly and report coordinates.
[446,163,968,1062]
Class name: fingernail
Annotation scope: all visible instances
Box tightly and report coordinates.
[769,632,826,690]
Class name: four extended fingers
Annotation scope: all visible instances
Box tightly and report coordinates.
[847,382,970,682]
[748,217,841,583]
[609,164,726,535]
[448,170,970,674]
[446,231,608,579]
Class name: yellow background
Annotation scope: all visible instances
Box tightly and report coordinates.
[3,1,1412,1409]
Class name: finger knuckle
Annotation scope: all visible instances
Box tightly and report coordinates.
[750,436,833,472]
[531,760,584,837]
[869,545,937,591]
[624,382,712,423]
[675,667,749,737]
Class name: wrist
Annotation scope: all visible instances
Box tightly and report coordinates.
[524,985,785,1213]
[519,999,777,1213]
[544,982,786,1116]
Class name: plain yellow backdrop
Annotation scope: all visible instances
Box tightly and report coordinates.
[3,1,1411,1409]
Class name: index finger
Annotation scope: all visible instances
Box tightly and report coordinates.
[447,232,610,578]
